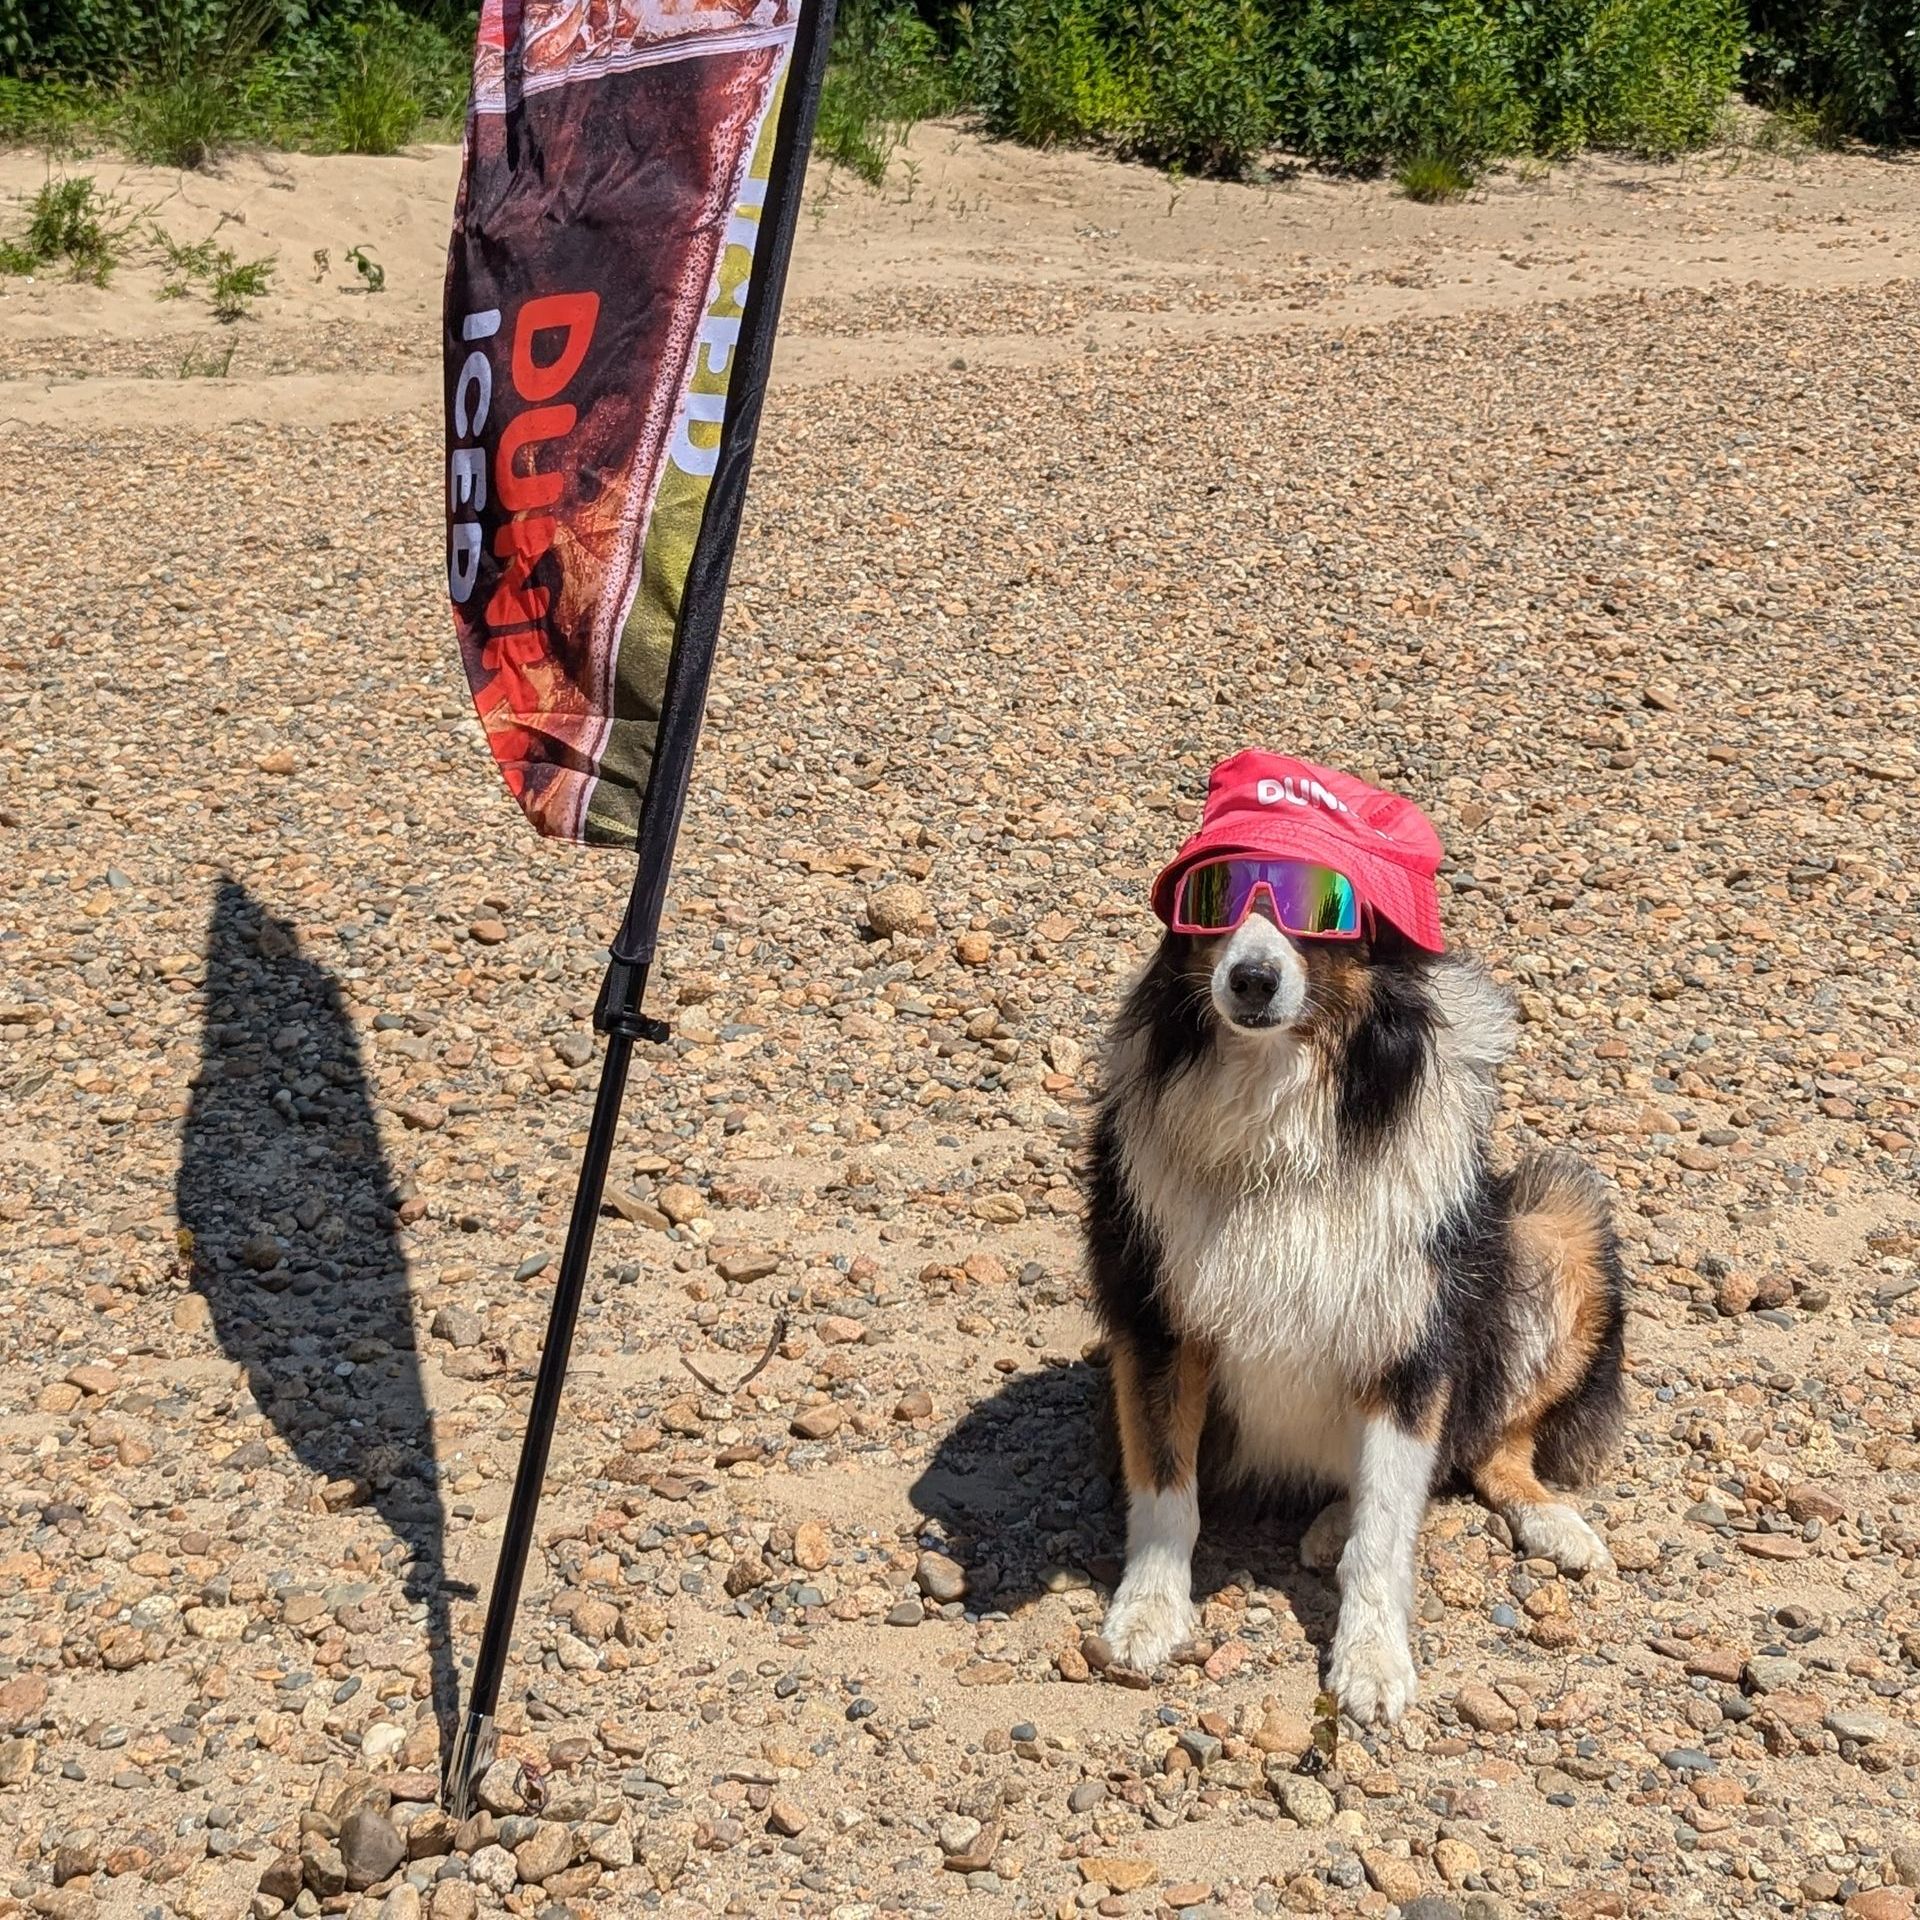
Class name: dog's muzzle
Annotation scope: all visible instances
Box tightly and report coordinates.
[1210,914,1308,1032]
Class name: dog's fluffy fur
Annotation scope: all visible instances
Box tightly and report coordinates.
[1084,908,1625,1722]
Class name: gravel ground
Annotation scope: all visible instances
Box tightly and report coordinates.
[3,242,1919,1920]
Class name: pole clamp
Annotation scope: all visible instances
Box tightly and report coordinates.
[593,957,670,1043]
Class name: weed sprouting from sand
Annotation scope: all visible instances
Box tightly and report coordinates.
[210,251,276,321]
[153,224,223,298]
[0,176,136,286]
[178,340,239,378]
[151,222,276,320]
[1396,152,1475,203]
[347,244,385,293]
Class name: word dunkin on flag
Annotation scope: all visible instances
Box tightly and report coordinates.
[445,0,801,848]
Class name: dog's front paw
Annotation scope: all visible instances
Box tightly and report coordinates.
[1102,1577,1197,1671]
[1513,1502,1613,1574]
[1326,1628,1418,1725]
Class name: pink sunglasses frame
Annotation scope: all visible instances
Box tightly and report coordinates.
[1168,856,1368,940]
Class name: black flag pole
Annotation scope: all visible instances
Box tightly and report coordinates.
[444,0,840,1819]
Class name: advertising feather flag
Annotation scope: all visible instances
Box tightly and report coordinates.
[440,0,837,1814]
[449,0,812,852]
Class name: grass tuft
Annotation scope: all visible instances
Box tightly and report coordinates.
[330,22,425,155]
[178,340,239,378]
[1395,151,1475,201]
[119,68,238,169]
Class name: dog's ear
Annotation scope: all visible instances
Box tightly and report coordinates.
[1337,960,1433,1146]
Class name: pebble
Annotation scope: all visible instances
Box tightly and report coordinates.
[1080,1856,1158,1893]
[340,1808,407,1891]
[467,1844,518,1898]
[914,1550,969,1602]
[513,1822,574,1884]
[431,1304,484,1348]
[1280,1777,1336,1828]
[866,884,929,938]
[1452,1684,1517,1734]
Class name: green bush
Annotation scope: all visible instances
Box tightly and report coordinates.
[329,19,428,151]
[970,0,1146,149]
[121,68,242,165]
[0,0,1768,179]
[1745,0,1920,143]
[1,0,473,164]
[1276,0,1530,172]
[1135,0,1275,170]
[963,0,1743,177]
[1511,0,1741,156]
[0,72,89,144]
[817,5,960,180]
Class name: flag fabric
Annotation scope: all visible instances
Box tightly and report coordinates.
[445,0,824,852]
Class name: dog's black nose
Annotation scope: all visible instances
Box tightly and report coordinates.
[1227,960,1280,1006]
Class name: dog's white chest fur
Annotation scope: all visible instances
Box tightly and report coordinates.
[1109,961,1512,1485]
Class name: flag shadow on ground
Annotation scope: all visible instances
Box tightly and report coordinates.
[907,1360,1341,1659]
[176,879,460,1767]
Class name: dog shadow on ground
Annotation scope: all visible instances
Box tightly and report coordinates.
[908,1360,1342,1667]
[176,878,462,1768]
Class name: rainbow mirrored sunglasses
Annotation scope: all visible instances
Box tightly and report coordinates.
[1169,856,1362,939]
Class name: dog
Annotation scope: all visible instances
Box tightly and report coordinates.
[1084,907,1625,1723]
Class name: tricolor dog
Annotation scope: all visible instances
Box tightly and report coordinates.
[1086,752,1624,1722]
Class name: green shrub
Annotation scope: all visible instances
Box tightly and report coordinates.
[112,0,276,166]
[1745,0,1920,143]
[2,0,1762,181]
[247,4,467,152]
[0,74,92,145]
[817,5,958,181]
[1,0,473,164]
[120,68,238,166]
[938,0,1746,176]
[970,0,1146,150]
[1,0,153,84]
[1275,0,1530,173]
[1512,0,1741,156]
[1135,0,1274,170]
[329,20,424,151]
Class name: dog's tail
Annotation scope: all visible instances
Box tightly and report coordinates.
[1509,1152,1627,1486]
